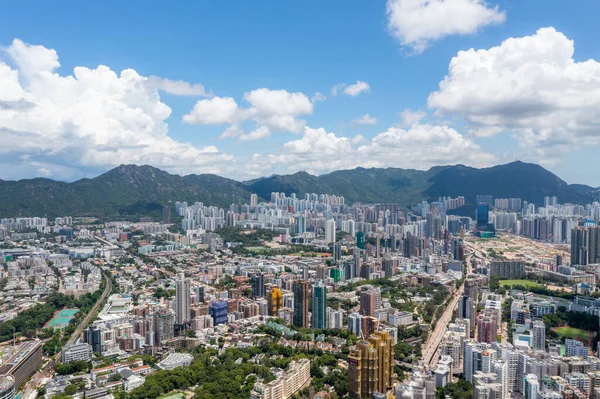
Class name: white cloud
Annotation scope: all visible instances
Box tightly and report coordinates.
[353,114,378,125]
[399,109,426,126]
[331,81,370,97]
[428,27,600,158]
[245,123,494,177]
[311,92,327,103]
[184,88,314,137]
[0,39,233,179]
[182,96,239,125]
[352,134,365,144]
[331,84,344,96]
[5,38,60,78]
[344,81,370,97]
[220,125,243,139]
[147,76,210,96]
[239,126,271,141]
[386,0,505,53]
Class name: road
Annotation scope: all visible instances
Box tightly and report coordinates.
[420,286,463,367]
[419,249,475,369]
[21,273,112,399]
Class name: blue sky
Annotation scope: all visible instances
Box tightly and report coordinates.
[1,0,600,186]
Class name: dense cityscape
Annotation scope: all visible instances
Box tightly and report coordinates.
[3,1,600,399]
[0,189,598,399]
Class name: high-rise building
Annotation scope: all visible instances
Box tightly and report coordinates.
[359,286,381,318]
[463,341,495,382]
[356,231,365,250]
[325,218,336,244]
[490,261,525,279]
[250,193,258,207]
[197,286,205,303]
[476,203,490,230]
[571,225,600,265]
[383,258,393,278]
[267,286,283,316]
[210,300,228,326]
[531,320,546,351]
[348,331,395,399]
[353,247,362,279]
[293,280,309,328]
[458,295,475,327]
[333,243,342,262]
[154,309,175,344]
[311,281,327,329]
[175,273,191,324]
[297,215,306,234]
[477,310,498,344]
[328,308,344,329]
[523,374,539,399]
[348,313,362,337]
[251,273,265,298]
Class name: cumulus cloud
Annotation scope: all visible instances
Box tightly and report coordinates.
[331,81,370,97]
[182,96,239,125]
[245,123,494,177]
[147,76,211,96]
[428,27,600,157]
[183,88,313,138]
[0,39,232,179]
[399,109,426,126]
[386,0,505,53]
[353,114,378,125]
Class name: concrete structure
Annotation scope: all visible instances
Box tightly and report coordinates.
[531,320,546,351]
[292,280,309,329]
[0,340,42,388]
[61,343,93,363]
[157,352,194,370]
[0,376,15,399]
[175,273,191,324]
[250,358,311,399]
[490,260,525,279]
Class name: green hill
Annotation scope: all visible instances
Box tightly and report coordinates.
[0,161,596,219]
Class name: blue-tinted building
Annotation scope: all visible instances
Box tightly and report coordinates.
[476,203,489,230]
[356,231,365,250]
[311,281,327,329]
[210,300,228,325]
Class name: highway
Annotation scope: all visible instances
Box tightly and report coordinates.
[420,285,463,367]
[21,273,112,399]
[420,248,475,369]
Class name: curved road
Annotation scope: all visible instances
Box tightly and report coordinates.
[22,273,112,399]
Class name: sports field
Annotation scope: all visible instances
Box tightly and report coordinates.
[45,309,79,329]
[500,280,542,289]
[158,393,184,399]
[552,326,591,342]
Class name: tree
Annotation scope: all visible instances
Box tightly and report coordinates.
[64,384,77,395]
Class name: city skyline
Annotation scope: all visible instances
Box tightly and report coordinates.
[2,2,600,185]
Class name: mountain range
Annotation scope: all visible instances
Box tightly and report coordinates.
[0,161,597,219]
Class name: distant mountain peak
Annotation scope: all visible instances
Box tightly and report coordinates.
[0,162,596,218]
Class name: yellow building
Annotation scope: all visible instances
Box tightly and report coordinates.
[348,330,395,399]
[267,286,283,316]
